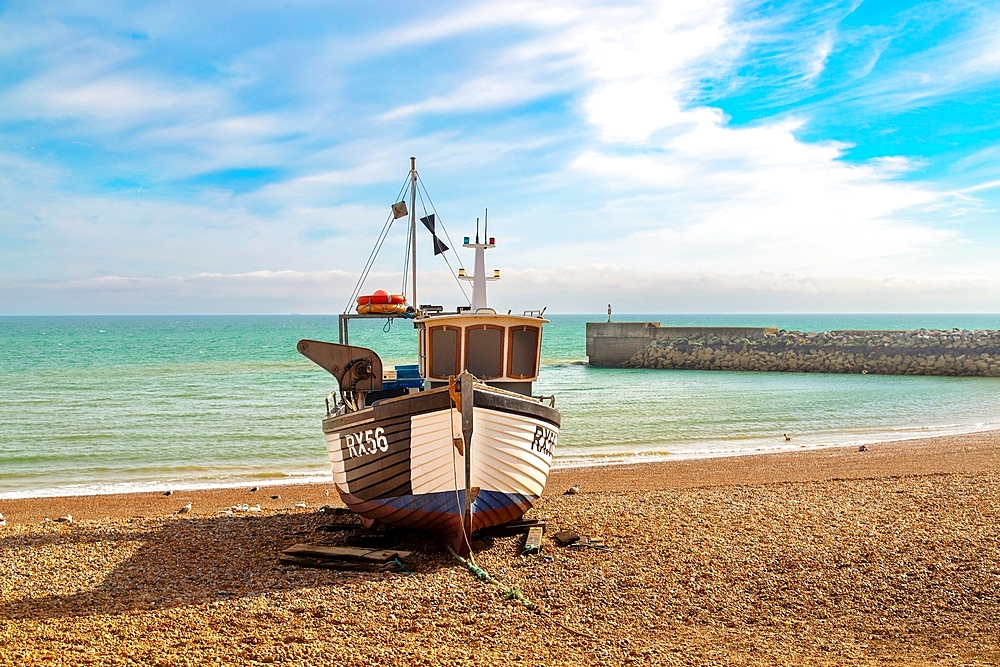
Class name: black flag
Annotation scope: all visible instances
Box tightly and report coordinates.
[420,214,449,255]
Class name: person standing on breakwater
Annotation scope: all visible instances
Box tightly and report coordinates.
[608,304,612,323]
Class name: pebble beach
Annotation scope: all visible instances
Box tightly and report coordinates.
[2,432,999,666]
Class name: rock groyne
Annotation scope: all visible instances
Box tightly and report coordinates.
[623,328,1000,377]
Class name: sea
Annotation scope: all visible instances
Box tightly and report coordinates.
[2,314,1000,499]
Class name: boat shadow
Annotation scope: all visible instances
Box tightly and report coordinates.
[0,511,455,621]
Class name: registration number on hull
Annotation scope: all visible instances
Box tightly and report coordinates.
[344,427,388,458]
[531,425,557,457]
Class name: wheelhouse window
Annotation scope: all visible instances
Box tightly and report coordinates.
[429,326,460,378]
[465,324,504,379]
[508,326,540,379]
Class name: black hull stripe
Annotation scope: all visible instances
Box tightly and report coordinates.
[323,387,452,432]
[347,452,410,485]
[324,385,560,432]
[349,420,411,468]
[473,388,561,428]
[352,472,412,500]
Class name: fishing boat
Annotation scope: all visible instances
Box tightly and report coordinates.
[297,158,560,555]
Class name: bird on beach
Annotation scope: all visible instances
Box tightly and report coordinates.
[177,503,192,514]
[163,490,172,496]
[0,512,6,527]
[784,434,791,441]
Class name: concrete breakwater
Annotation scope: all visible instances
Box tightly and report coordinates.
[624,328,1000,376]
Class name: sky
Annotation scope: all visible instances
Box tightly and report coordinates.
[2,0,1000,314]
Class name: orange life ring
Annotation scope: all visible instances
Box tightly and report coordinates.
[356,302,409,315]
[357,290,406,305]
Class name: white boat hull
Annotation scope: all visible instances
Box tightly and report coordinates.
[322,384,559,553]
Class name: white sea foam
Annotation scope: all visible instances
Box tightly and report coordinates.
[0,473,335,501]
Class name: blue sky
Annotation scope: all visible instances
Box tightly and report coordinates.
[2,0,1000,314]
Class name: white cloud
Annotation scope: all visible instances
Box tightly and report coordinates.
[42,75,219,123]
[381,74,559,120]
[0,29,223,128]
[840,15,1000,111]
[2,0,999,314]
[370,2,575,53]
[382,1,742,142]
[804,32,833,83]
[494,266,1000,313]
[371,0,959,277]
[959,179,1000,194]
[565,120,950,274]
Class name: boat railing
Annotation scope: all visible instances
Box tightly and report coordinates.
[338,311,414,345]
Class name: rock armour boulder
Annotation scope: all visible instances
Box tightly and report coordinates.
[623,329,1000,377]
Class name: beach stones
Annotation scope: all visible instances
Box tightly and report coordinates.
[2,444,1000,666]
[552,529,580,546]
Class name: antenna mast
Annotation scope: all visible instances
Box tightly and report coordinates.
[409,157,417,309]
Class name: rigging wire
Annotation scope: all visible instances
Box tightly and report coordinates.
[400,210,412,300]
[346,168,480,313]
[346,209,394,313]
[416,186,471,304]
[344,175,410,313]
[416,174,471,304]
[417,173,466,272]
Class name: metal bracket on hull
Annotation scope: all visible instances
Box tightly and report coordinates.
[297,339,384,393]
[448,376,464,455]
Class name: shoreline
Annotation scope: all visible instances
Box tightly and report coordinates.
[4,423,999,503]
[2,426,999,525]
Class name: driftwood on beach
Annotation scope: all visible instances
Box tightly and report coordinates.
[279,543,414,571]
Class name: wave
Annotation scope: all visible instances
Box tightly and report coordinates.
[0,471,334,500]
[552,420,1000,469]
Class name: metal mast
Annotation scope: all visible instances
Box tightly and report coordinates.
[409,156,417,309]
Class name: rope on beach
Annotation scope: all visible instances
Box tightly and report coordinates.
[387,557,414,575]
[447,546,534,610]
[446,546,598,640]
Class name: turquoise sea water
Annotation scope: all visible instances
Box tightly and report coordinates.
[2,314,1000,498]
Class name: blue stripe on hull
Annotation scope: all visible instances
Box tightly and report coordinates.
[374,489,534,518]
[338,487,538,552]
